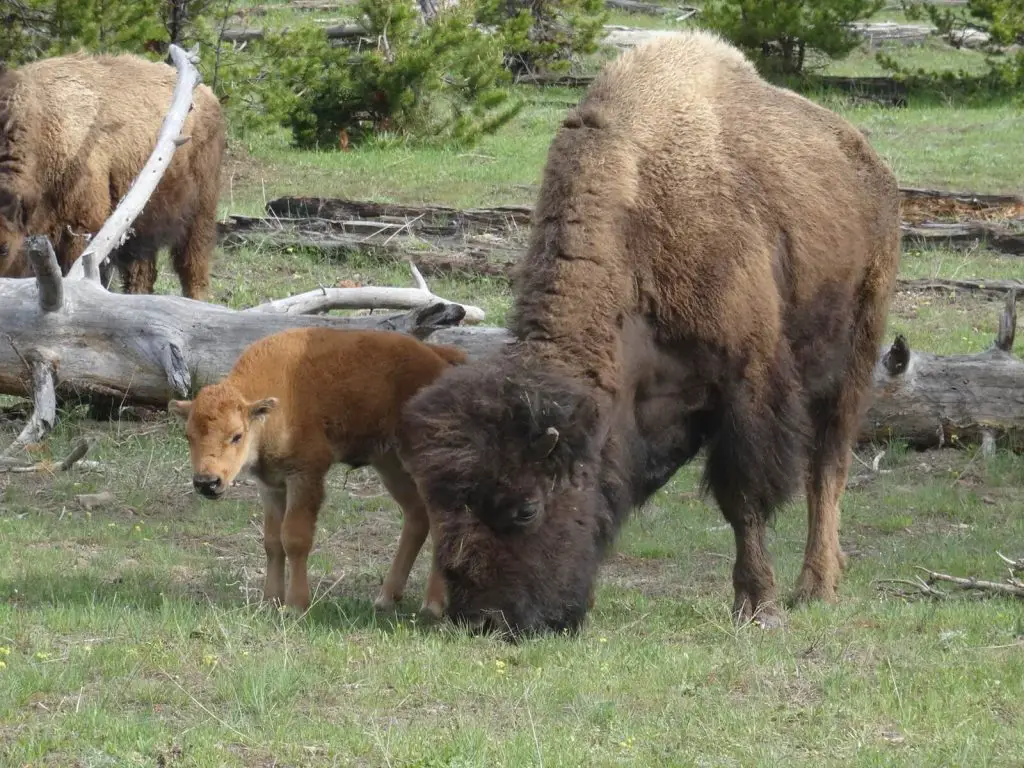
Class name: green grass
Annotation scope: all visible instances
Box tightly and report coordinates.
[224,81,1023,215]
[2,401,1023,766]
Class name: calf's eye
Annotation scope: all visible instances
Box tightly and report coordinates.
[230,433,243,445]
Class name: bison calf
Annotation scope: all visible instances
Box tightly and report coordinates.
[0,52,224,298]
[169,327,466,615]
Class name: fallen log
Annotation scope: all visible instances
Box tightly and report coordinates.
[263,188,1023,232]
[0,240,466,412]
[218,212,1024,269]
[5,247,1023,452]
[899,186,1024,211]
[897,278,1024,298]
[264,197,533,234]
[605,0,697,16]
[248,263,486,322]
[862,290,1024,449]
[901,221,1024,255]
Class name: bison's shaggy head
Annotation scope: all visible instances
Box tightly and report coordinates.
[398,354,619,639]
[169,384,277,499]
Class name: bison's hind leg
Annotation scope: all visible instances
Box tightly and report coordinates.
[372,450,445,619]
[171,212,215,301]
[110,243,160,295]
[792,274,895,607]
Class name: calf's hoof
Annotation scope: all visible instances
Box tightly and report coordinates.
[419,600,444,620]
[373,594,398,613]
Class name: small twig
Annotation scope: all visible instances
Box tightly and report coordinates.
[915,566,1024,598]
[0,439,95,473]
[996,551,1023,574]
[874,576,948,600]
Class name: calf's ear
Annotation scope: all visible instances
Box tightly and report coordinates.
[168,400,192,421]
[248,397,278,421]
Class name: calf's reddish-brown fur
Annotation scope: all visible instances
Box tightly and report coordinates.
[0,52,224,298]
[170,327,467,615]
[398,30,901,639]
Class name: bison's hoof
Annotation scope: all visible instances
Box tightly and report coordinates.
[733,596,784,630]
[790,568,840,607]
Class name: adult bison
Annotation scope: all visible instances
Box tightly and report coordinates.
[398,30,901,639]
[0,52,224,299]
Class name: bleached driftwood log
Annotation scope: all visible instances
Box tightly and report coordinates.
[248,263,485,323]
[0,248,466,408]
[862,290,1024,450]
[67,44,203,283]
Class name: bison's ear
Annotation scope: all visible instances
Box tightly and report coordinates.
[248,397,278,421]
[168,400,192,421]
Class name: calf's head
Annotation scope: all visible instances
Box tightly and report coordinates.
[169,384,277,499]
[398,356,612,640]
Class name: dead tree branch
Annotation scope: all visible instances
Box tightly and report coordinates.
[915,567,1024,598]
[246,262,486,323]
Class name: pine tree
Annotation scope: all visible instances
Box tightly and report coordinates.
[700,0,885,74]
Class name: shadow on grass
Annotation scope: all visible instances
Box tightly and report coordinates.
[0,567,458,639]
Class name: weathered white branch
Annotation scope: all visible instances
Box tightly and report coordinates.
[247,262,486,323]
[66,43,203,281]
[3,347,58,456]
[24,235,63,312]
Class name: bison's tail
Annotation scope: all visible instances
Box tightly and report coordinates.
[430,344,468,367]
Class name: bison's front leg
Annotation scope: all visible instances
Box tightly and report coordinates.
[257,482,287,605]
[725,505,783,629]
[281,473,326,612]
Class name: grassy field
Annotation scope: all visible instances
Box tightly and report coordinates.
[2,7,1024,767]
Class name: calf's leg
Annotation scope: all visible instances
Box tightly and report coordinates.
[258,481,287,605]
[281,473,326,612]
[371,450,445,618]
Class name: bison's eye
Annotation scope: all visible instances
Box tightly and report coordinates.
[514,500,541,526]
[230,433,243,445]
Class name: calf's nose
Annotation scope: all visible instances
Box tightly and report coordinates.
[193,474,224,497]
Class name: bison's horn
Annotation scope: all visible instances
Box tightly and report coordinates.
[531,426,560,460]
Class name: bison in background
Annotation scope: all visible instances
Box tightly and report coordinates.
[398,30,901,639]
[0,52,224,299]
